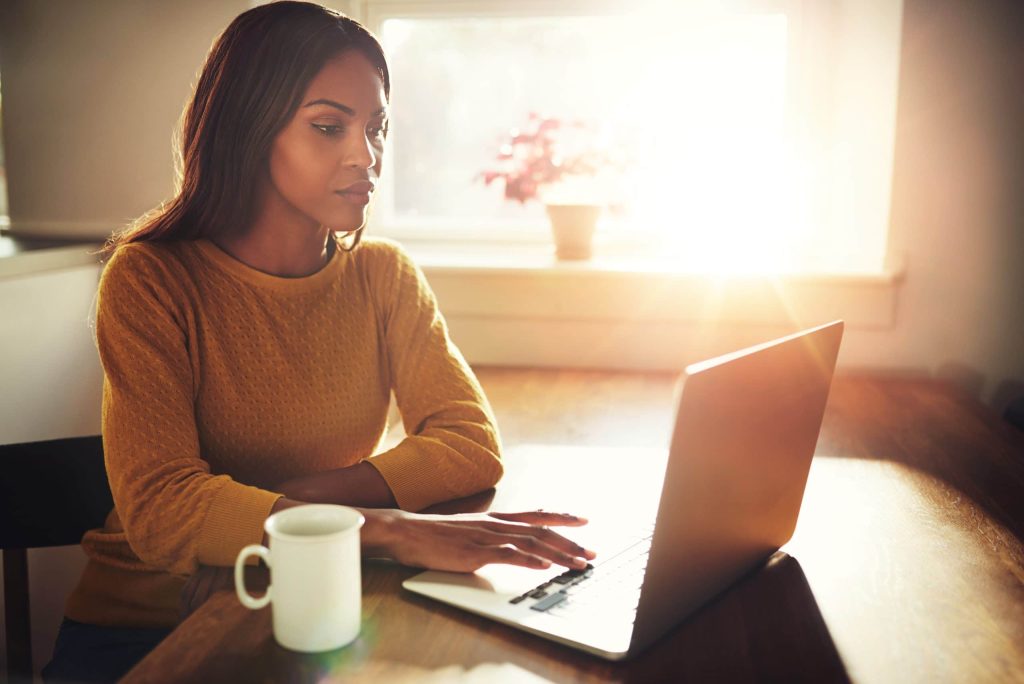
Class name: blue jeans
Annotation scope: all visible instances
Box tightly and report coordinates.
[41,618,172,683]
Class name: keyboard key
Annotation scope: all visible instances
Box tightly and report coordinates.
[561,564,593,579]
[530,591,568,612]
[509,595,527,604]
[529,589,548,599]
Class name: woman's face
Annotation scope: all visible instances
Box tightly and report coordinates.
[266,50,388,234]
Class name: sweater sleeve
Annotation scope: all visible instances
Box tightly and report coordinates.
[363,241,503,511]
[96,246,281,575]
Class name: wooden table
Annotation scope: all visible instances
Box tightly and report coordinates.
[124,369,1024,683]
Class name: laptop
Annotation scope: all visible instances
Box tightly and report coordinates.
[403,320,844,660]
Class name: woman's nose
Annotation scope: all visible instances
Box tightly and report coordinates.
[344,132,376,169]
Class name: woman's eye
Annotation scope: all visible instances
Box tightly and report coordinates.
[312,124,341,137]
[368,124,386,139]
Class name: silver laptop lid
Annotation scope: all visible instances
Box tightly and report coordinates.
[630,320,844,654]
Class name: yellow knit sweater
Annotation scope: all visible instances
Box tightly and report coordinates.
[66,237,502,628]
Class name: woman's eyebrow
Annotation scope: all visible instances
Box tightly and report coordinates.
[302,98,387,117]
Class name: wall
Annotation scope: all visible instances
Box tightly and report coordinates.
[0,265,104,443]
[859,0,1024,408]
[0,0,249,238]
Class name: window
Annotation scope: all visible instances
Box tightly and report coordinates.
[353,1,903,276]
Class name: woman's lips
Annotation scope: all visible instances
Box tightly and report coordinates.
[339,181,375,193]
[335,181,375,206]
[335,190,371,206]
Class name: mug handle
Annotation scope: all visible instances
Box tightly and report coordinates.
[235,544,271,610]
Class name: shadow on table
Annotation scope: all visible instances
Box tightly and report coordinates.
[600,551,850,684]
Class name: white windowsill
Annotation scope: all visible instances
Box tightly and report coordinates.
[406,238,900,281]
[402,239,904,330]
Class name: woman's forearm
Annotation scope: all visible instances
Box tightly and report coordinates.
[274,460,399,508]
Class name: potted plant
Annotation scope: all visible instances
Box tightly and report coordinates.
[481,113,624,260]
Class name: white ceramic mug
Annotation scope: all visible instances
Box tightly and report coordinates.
[235,504,365,652]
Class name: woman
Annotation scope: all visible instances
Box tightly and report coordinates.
[43,3,592,681]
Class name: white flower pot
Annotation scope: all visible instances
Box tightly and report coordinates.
[545,204,601,260]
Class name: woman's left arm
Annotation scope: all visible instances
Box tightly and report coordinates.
[274,240,500,510]
[361,241,502,510]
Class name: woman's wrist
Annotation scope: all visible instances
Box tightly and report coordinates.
[358,507,405,558]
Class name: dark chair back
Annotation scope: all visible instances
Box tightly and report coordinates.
[1005,396,1024,432]
[1,436,112,681]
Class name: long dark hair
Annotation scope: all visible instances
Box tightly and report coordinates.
[103,1,390,256]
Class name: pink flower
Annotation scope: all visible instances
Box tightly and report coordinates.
[481,115,615,204]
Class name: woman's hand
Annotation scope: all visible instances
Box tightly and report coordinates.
[361,509,596,573]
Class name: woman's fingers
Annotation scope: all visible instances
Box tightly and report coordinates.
[476,544,553,570]
[489,510,589,526]
[387,520,552,572]
[482,513,597,561]
[471,529,590,568]
[380,509,599,573]
[478,521,596,561]
[385,513,596,573]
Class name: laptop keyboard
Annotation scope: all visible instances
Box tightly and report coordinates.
[508,526,654,619]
